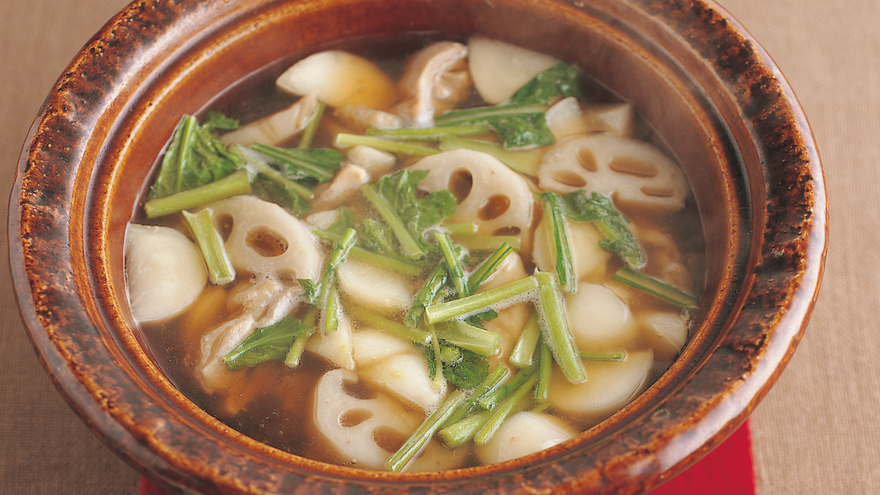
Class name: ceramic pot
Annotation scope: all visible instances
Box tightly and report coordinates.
[9,0,827,493]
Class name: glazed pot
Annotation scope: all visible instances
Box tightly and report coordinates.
[9,0,826,493]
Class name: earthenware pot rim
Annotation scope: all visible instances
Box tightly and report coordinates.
[9,0,826,493]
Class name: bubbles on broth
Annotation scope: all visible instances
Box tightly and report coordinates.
[128,33,706,472]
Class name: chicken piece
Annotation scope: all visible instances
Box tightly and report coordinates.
[333,105,404,133]
[196,277,302,394]
[309,145,398,211]
[395,41,471,126]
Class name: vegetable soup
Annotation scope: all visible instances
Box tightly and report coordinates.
[125,34,705,472]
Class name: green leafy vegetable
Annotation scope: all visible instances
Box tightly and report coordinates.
[223,315,312,370]
[540,190,645,268]
[433,63,582,149]
[426,343,489,389]
[509,62,583,105]
[149,115,244,200]
[248,143,344,184]
[362,169,457,260]
[434,102,553,149]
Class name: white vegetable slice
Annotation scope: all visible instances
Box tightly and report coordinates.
[407,149,535,242]
[205,195,323,282]
[351,328,414,367]
[276,50,398,110]
[467,36,562,104]
[305,310,355,370]
[337,257,414,315]
[360,349,446,412]
[545,98,637,141]
[565,283,639,351]
[537,133,689,215]
[638,311,688,361]
[125,224,207,323]
[220,93,318,146]
[532,215,612,283]
[474,411,577,465]
[547,349,654,422]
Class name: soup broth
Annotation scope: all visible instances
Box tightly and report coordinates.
[126,34,705,472]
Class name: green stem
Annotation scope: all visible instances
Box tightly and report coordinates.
[436,320,501,356]
[438,410,491,449]
[298,101,325,149]
[509,310,541,369]
[478,365,536,411]
[438,135,542,177]
[434,232,469,298]
[535,272,587,383]
[182,208,235,285]
[542,195,576,292]
[242,154,313,200]
[467,242,513,293]
[434,103,548,126]
[346,303,432,346]
[474,373,538,445]
[251,143,335,183]
[452,233,521,252]
[612,266,698,308]
[284,308,318,368]
[425,275,538,324]
[335,133,439,156]
[386,389,468,472]
[144,169,252,218]
[366,123,492,141]
[444,365,510,425]
[535,339,552,402]
[581,350,627,362]
[312,229,423,276]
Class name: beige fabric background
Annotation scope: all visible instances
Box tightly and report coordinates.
[0,0,866,493]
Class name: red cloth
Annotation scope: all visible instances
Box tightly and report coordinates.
[140,420,755,495]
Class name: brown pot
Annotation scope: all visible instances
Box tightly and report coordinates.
[9,0,827,493]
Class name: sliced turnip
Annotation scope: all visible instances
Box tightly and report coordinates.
[532,215,613,283]
[565,282,639,351]
[360,349,446,413]
[467,36,561,104]
[306,310,355,370]
[547,349,654,422]
[337,257,415,315]
[276,50,398,110]
[638,311,688,361]
[125,224,207,323]
[474,411,577,465]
